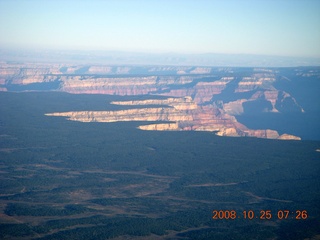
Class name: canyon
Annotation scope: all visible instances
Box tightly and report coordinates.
[46,97,298,139]
[1,62,317,139]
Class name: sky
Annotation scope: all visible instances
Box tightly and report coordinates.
[0,0,320,58]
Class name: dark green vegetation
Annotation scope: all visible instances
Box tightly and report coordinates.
[0,92,319,239]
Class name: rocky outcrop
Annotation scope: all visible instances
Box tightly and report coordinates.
[222,90,304,115]
[1,62,310,140]
[139,123,179,131]
[159,77,234,104]
[190,67,212,74]
[0,63,307,114]
[235,73,276,93]
[59,75,195,95]
[46,107,193,122]
[223,99,246,115]
[46,97,300,140]
[0,62,62,85]
[60,76,158,95]
[111,97,198,110]
[277,134,301,140]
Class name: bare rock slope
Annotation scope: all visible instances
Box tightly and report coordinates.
[46,97,300,140]
[1,62,313,139]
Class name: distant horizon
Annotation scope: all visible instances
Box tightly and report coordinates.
[1,0,319,60]
[2,40,320,60]
[1,48,320,67]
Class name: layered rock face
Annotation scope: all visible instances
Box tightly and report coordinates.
[46,97,300,140]
[1,62,313,139]
[60,75,194,95]
[0,62,61,86]
[0,62,304,110]
[159,77,234,104]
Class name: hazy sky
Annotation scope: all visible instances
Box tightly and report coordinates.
[1,0,320,57]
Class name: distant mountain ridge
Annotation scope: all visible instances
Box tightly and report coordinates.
[1,49,320,67]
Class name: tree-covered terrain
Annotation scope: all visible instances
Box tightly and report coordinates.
[0,92,319,239]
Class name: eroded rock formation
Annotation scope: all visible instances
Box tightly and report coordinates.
[1,62,313,139]
[46,97,300,140]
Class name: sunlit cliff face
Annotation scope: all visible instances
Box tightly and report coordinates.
[1,63,307,140]
[45,97,300,140]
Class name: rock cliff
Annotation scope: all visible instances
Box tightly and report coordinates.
[46,97,300,140]
[1,62,314,139]
[0,63,305,114]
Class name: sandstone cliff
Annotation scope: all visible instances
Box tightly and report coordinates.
[46,97,300,140]
[159,77,234,104]
[1,62,312,140]
[277,134,301,140]
[0,63,306,115]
